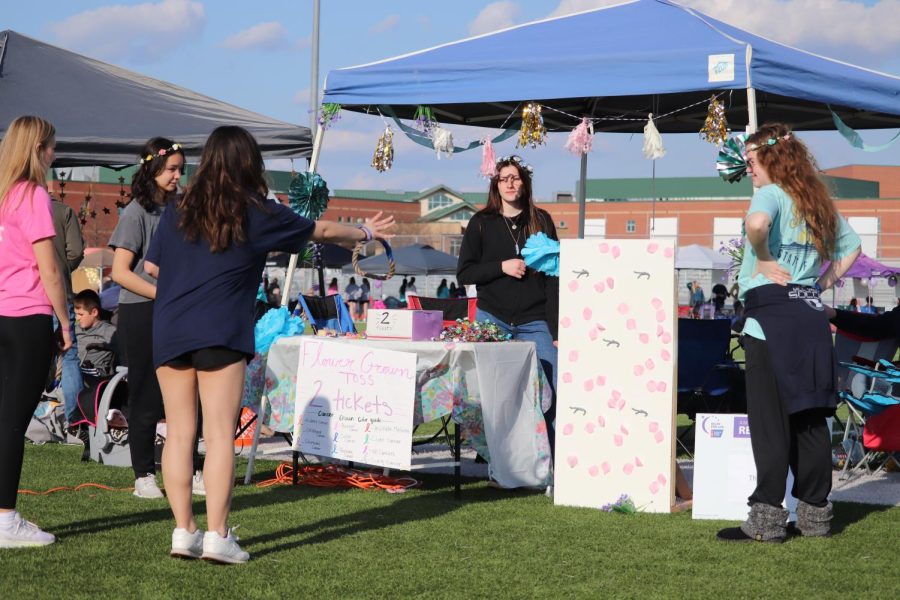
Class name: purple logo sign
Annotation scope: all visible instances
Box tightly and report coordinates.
[733,416,751,438]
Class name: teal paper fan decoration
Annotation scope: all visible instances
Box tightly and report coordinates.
[288,172,329,220]
[717,134,749,183]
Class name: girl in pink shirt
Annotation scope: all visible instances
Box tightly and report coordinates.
[0,115,71,549]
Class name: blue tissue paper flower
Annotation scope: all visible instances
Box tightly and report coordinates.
[521,232,560,277]
[254,307,304,354]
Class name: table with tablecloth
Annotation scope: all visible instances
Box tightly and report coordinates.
[242,337,553,488]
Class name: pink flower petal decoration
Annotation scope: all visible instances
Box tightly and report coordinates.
[654,430,665,443]
[589,328,598,341]
[561,316,572,328]
[623,463,635,475]
[646,380,657,392]
[617,397,626,411]
[567,455,578,468]
[595,375,606,386]
[639,333,650,344]
[635,456,644,467]
[594,281,606,293]
[606,277,615,289]
[657,473,667,485]
[602,461,611,475]
[620,424,630,435]
[647,242,659,254]
[614,434,624,446]
[649,481,661,494]
[626,318,636,330]
[656,310,666,323]
[568,350,579,362]
[657,381,668,393]
[633,365,644,376]
[583,307,593,320]
[588,465,600,477]
[568,281,579,292]
[660,349,671,361]
[563,423,574,435]
[661,333,672,344]
[599,243,609,253]
[612,246,621,258]
[585,422,596,434]
[651,297,663,309]
[562,372,573,384]
[648,421,659,433]
[597,415,606,427]
[617,303,629,315]
[645,358,655,370]
[583,379,594,392]
[664,247,674,258]
[612,390,622,400]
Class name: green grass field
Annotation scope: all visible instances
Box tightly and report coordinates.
[3,443,898,599]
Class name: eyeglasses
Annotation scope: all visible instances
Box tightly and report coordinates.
[497,175,522,185]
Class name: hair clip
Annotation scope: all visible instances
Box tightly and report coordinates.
[140,142,182,164]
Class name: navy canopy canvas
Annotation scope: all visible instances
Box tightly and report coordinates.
[342,243,458,276]
[0,30,311,166]
[324,0,900,132]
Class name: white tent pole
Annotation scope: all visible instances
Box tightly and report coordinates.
[281,123,327,307]
[747,86,759,134]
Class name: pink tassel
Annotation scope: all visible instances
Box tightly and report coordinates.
[480,137,497,178]
[564,118,594,156]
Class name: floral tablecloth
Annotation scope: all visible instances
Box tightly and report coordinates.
[242,337,553,488]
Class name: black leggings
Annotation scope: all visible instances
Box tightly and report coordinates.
[0,315,54,509]
[118,302,164,478]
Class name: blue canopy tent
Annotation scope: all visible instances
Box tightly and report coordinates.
[320,0,900,235]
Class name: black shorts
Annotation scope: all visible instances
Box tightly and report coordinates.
[165,346,250,370]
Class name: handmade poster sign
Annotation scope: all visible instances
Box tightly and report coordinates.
[554,239,677,513]
[292,338,417,470]
[692,413,798,521]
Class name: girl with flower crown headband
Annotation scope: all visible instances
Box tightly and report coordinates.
[143,125,394,563]
[457,155,560,473]
[109,137,187,501]
[716,123,860,544]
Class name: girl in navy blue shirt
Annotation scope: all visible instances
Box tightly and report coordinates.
[145,126,394,564]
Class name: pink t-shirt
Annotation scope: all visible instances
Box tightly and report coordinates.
[0,182,56,316]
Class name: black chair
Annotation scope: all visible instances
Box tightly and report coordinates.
[677,318,746,454]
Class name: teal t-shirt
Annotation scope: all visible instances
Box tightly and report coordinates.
[737,184,860,340]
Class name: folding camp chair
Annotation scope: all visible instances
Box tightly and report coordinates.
[406,293,477,327]
[676,318,745,456]
[294,293,357,334]
[838,359,900,478]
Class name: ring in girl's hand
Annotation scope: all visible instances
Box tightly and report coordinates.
[352,239,395,281]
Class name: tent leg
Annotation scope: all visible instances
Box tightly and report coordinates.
[282,126,328,307]
[577,152,588,239]
[746,86,758,134]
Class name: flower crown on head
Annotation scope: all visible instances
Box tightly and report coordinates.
[495,155,534,175]
[745,134,791,153]
[140,142,182,164]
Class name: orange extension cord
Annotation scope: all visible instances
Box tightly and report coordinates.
[17,464,419,496]
[255,462,418,493]
[18,483,134,495]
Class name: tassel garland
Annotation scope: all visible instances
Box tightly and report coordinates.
[642,114,665,160]
[371,126,394,172]
[517,102,547,148]
[564,118,594,156]
[317,103,342,129]
[414,105,437,135]
[431,126,454,159]
[480,138,497,178]
[700,96,728,145]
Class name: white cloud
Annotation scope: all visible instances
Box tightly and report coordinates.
[222,22,310,51]
[468,1,521,36]
[369,15,401,35]
[48,0,205,63]
[548,0,900,63]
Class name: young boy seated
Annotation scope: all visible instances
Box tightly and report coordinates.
[74,290,117,377]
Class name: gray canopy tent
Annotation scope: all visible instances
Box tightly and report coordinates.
[0,30,311,165]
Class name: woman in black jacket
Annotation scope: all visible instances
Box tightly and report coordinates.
[457,155,560,452]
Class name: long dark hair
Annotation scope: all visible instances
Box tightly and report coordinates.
[481,156,547,236]
[747,123,838,259]
[178,126,268,252]
[131,137,184,211]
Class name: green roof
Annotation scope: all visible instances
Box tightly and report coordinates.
[331,189,420,202]
[419,200,480,222]
[584,176,879,200]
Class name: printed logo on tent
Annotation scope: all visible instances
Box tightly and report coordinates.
[708,54,735,83]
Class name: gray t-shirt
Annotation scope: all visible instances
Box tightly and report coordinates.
[108,199,164,304]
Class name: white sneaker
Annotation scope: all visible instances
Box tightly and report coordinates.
[202,528,249,564]
[133,474,164,499]
[0,512,56,548]
[191,471,206,497]
[170,528,203,559]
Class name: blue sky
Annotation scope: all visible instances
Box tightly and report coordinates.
[6,0,900,199]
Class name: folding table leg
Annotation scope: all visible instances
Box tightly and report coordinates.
[454,422,461,500]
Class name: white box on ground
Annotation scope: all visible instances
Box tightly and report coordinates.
[692,413,797,521]
[366,309,443,340]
